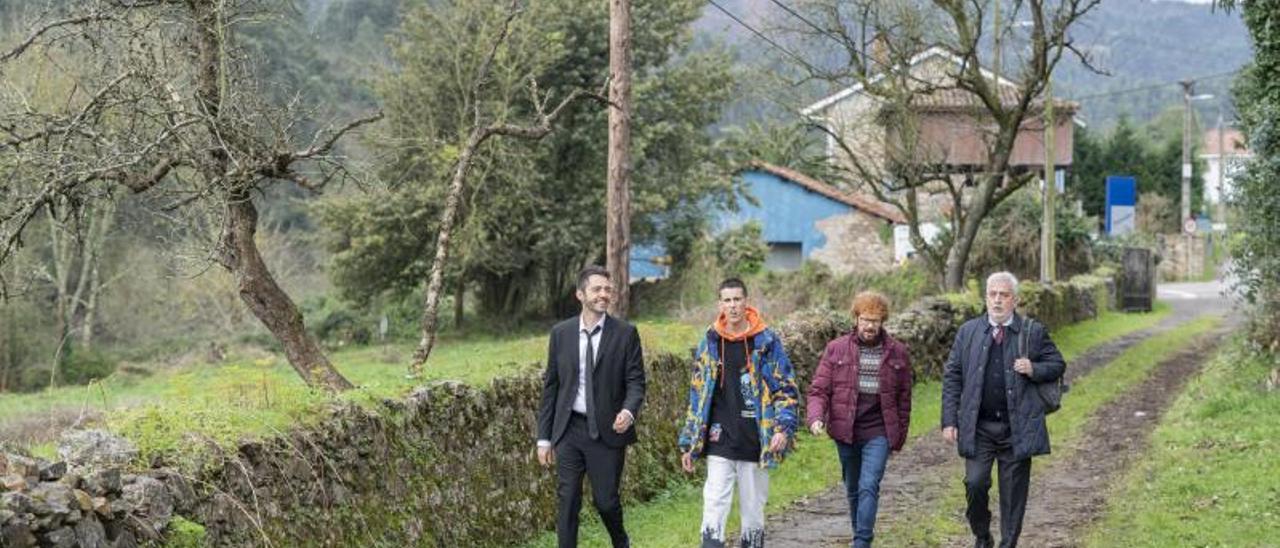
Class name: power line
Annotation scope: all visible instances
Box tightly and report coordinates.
[1064,69,1242,102]
[723,0,1244,113]
[706,0,824,75]
[767,0,901,76]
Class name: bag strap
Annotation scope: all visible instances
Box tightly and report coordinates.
[1019,317,1033,359]
[1021,318,1066,390]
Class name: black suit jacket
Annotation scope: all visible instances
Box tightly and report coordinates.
[537,314,646,448]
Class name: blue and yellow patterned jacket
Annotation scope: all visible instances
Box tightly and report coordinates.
[677,316,800,469]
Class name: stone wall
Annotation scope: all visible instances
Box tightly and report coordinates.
[0,271,1117,547]
[1,431,195,547]
[1156,233,1208,281]
[810,212,896,273]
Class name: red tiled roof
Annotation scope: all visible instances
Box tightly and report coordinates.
[746,161,907,224]
[1201,128,1250,156]
[912,87,1079,113]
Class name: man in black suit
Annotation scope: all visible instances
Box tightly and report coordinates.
[537,265,646,548]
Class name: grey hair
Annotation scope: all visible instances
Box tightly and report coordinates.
[986,271,1020,296]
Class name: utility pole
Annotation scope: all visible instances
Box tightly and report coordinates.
[1040,73,1057,283]
[606,0,633,318]
[1216,110,1226,224]
[1180,79,1195,227]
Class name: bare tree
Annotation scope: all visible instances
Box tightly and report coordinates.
[38,196,117,386]
[0,1,380,391]
[777,0,1100,290]
[408,0,604,376]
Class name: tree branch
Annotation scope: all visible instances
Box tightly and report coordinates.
[288,112,384,161]
[2,71,134,151]
[483,87,604,140]
[113,156,185,193]
[0,12,115,65]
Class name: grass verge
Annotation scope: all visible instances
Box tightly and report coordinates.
[1082,338,1280,547]
[522,305,1176,547]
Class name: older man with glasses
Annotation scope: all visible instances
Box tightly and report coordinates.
[941,272,1066,548]
[807,290,914,548]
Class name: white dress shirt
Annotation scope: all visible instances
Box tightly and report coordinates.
[573,314,606,414]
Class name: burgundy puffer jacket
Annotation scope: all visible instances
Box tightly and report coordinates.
[806,332,913,450]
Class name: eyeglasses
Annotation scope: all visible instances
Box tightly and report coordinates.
[857,316,884,326]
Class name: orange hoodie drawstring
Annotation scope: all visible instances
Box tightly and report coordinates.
[715,307,765,393]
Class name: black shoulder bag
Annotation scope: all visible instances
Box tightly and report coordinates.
[1019,318,1068,414]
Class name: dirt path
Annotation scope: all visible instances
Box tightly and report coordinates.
[967,326,1230,548]
[765,296,1231,547]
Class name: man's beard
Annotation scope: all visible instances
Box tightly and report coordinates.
[859,329,881,345]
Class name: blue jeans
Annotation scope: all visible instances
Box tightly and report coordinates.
[836,436,890,548]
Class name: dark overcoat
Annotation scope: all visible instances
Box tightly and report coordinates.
[941,313,1066,461]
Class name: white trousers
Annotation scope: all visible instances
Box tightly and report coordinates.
[700,455,770,548]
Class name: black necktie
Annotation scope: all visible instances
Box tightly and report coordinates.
[993,325,1006,345]
[582,325,601,439]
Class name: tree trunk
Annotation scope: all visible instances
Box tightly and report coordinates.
[217,195,353,391]
[77,201,115,349]
[1,300,11,392]
[410,129,483,375]
[45,203,76,388]
[81,257,100,348]
[943,231,974,292]
[606,0,633,318]
[189,0,350,391]
[453,277,465,329]
[408,1,591,373]
[938,117,1026,292]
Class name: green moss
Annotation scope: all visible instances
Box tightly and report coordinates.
[164,516,207,548]
[28,442,57,461]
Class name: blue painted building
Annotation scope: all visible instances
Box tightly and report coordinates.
[629,162,903,279]
[630,243,670,279]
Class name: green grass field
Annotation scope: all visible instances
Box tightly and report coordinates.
[522,304,1179,547]
[0,319,702,462]
[1083,339,1280,547]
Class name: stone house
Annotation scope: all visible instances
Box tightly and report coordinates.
[800,46,1078,229]
[1200,127,1251,212]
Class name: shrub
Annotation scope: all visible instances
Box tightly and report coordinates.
[59,348,117,385]
[754,260,934,318]
[713,221,768,276]
[966,188,1095,282]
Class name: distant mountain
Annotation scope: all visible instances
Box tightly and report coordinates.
[694,0,1253,130]
[1054,0,1250,127]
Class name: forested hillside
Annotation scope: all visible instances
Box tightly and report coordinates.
[63,0,1244,132]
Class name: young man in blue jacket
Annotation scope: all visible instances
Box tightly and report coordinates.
[678,278,799,548]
